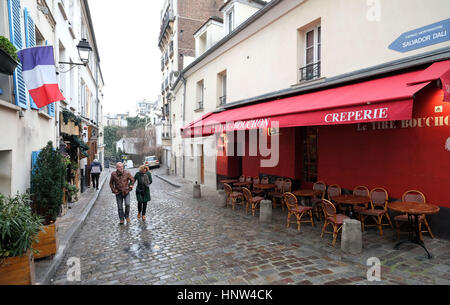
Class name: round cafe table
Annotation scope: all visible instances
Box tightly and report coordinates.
[292,189,324,220]
[253,184,276,199]
[388,201,440,259]
[233,181,253,188]
[332,194,370,219]
[220,179,239,184]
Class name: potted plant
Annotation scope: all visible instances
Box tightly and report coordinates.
[31,141,66,259]
[0,193,43,285]
[66,183,79,203]
[0,36,19,75]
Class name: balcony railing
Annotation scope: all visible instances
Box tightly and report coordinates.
[195,100,204,111]
[158,8,175,46]
[299,62,321,82]
[219,95,226,105]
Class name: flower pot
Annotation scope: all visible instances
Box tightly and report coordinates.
[32,223,59,259]
[0,47,19,75]
[0,251,35,285]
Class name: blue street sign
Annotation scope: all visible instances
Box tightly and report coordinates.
[389,18,450,53]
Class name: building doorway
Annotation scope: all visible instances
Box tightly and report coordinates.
[0,150,12,196]
[198,144,204,184]
[302,127,318,183]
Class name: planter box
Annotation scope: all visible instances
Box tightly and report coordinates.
[0,48,19,75]
[32,223,59,259]
[0,251,35,285]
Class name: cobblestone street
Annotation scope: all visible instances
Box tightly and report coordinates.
[51,168,450,285]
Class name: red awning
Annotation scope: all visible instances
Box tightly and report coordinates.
[182,62,450,138]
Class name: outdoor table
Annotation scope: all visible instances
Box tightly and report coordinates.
[220,179,239,184]
[292,189,324,220]
[253,183,276,199]
[388,201,440,259]
[332,194,370,219]
[233,181,253,187]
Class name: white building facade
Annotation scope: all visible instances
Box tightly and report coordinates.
[0,0,104,195]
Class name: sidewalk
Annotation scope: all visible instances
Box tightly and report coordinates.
[34,168,112,285]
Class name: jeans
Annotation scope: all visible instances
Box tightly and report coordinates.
[138,201,148,216]
[91,173,100,189]
[116,193,130,221]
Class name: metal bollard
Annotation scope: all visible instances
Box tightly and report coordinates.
[193,181,201,198]
[80,168,85,193]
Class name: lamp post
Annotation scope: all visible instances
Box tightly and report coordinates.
[59,38,93,66]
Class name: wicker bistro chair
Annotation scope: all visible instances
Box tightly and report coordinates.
[327,184,342,212]
[268,178,284,209]
[394,190,434,240]
[233,175,246,191]
[358,187,393,236]
[242,187,264,216]
[321,199,350,246]
[352,186,370,214]
[246,176,253,183]
[252,176,264,196]
[223,183,244,210]
[283,192,314,232]
[310,181,327,220]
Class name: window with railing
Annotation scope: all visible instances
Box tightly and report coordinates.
[196,80,204,111]
[299,25,321,82]
[161,57,164,71]
[169,41,174,57]
[219,96,226,105]
[217,70,227,106]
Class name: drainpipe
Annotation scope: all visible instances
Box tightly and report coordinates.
[181,73,187,178]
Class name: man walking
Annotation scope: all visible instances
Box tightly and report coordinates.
[90,159,102,190]
[109,162,134,224]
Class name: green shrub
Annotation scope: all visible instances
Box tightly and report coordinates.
[31,141,66,224]
[0,193,43,258]
[0,36,18,62]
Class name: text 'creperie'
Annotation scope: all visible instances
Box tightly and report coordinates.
[324,107,389,123]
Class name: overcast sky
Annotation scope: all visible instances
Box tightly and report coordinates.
[88,0,165,116]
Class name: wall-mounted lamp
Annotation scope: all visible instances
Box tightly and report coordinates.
[58,39,92,68]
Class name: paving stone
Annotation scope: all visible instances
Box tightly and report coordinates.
[51,168,450,285]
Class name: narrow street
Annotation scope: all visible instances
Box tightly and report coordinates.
[50,167,450,285]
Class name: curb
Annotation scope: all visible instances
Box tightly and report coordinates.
[36,171,110,285]
[154,174,182,188]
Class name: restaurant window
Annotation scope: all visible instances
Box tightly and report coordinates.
[302,127,318,183]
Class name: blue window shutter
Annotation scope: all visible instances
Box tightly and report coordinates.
[31,150,41,175]
[7,0,28,110]
[24,8,38,110]
[48,103,55,117]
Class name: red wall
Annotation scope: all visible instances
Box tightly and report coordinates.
[318,84,450,208]
[240,128,303,179]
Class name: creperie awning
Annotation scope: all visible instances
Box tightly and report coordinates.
[181,60,450,138]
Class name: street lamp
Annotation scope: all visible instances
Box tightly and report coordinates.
[59,38,92,67]
[77,38,92,64]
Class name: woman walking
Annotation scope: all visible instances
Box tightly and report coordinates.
[133,165,152,220]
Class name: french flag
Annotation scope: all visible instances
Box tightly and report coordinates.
[17,46,65,108]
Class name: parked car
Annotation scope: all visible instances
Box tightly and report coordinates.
[144,155,160,168]
[125,160,134,169]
